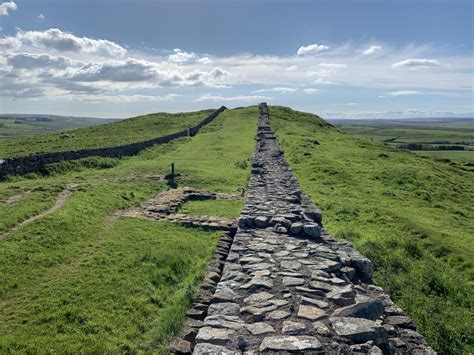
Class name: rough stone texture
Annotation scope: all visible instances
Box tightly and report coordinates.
[0,107,227,179]
[182,103,435,353]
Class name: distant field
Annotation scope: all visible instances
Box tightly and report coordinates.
[273,107,473,353]
[334,119,474,164]
[0,110,214,158]
[0,115,118,140]
[417,150,474,163]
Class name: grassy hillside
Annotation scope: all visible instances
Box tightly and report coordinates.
[271,106,473,354]
[0,109,215,158]
[0,107,257,353]
[0,115,118,141]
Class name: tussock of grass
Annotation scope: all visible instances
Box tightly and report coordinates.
[271,105,473,353]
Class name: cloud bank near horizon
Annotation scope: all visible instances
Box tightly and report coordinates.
[0,25,472,118]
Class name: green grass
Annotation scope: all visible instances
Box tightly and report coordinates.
[271,106,473,354]
[178,199,243,218]
[0,109,214,158]
[0,218,220,353]
[0,106,258,353]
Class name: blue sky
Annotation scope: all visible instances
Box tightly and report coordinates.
[0,0,473,119]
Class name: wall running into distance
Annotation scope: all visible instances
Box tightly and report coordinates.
[0,106,226,179]
[171,103,435,354]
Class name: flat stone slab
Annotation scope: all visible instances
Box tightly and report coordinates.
[259,335,323,352]
[297,305,326,320]
[246,322,275,335]
[195,326,234,345]
[282,320,307,334]
[330,317,388,346]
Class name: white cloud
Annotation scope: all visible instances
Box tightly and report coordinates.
[0,1,16,16]
[195,94,271,102]
[297,43,329,56]
[392,58,441,69]
[0,36,20,50]
[208,67,228,79]
[169,48,197,63]
[64,59,163,82]
[7,52,79,69]
[197,57,212,64]
[387,90,421,96]
[286,65,298,71]
[38,13,45,20]
[252,87,297,94]
[363,45,382,56]
[14,28,127,57]
[309,63,348,78]
[303,88,319,94]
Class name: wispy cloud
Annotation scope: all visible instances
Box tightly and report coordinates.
[297,43,329,56]
[195,94,271,102]
[363,45,382,56]
[387,90,421,96]
[303,88,319,94]
[10,28,127,57]
[38,13,45,20]
[252,87,297,94]
[392,58,442,69]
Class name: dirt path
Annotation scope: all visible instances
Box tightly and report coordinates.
[0,183,79,240]
[3,190,32,206]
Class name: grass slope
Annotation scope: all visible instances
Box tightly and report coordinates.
[0,109,214,158]
[270,107,474,354]
[271,106,473,354]
[0,107,257,353]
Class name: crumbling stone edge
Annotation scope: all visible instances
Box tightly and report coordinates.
[169,225,238,354]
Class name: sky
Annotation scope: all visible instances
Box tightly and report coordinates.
[0,0,473,119]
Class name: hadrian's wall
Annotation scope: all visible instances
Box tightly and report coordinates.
[0,106,226,179]
[171,103,435,354]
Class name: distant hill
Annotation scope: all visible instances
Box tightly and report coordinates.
[0,110,214,158]
[0,114,121,141]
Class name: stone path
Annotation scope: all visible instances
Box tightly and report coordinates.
[117,187,241,232]
[187,103,435,354]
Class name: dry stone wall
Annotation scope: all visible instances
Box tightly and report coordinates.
[0,106,226,179]
[188,103,434,354]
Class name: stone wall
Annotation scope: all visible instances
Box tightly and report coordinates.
[173,103,435,354]
[0,106,226,179]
